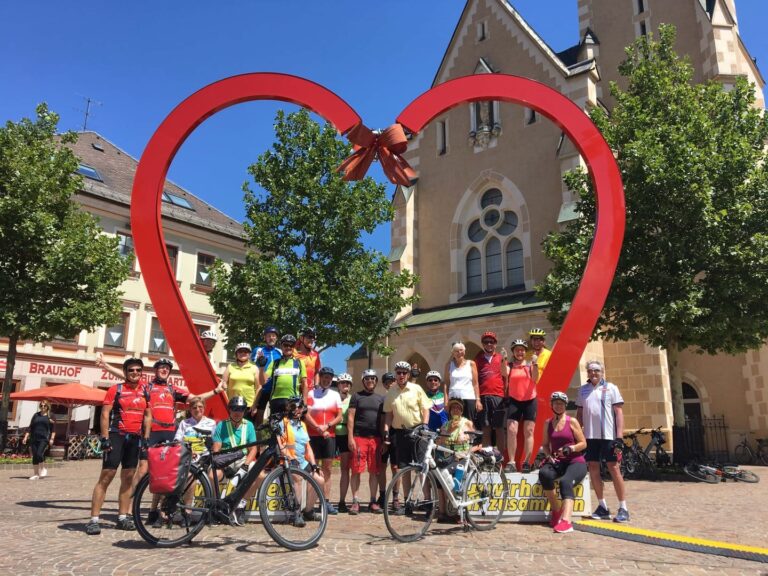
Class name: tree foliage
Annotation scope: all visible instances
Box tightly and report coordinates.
[0,104,130,439]
[210,109,417,354]
[538,26,768,423]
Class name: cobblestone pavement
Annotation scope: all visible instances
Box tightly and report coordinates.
[1,461,766,575]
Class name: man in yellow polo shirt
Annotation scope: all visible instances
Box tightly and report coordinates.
[383,361,430,515]
[526,328,552,379]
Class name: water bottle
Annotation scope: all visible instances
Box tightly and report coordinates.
[439,467,452,488]
[452,463,465,493]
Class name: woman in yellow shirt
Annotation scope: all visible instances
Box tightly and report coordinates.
[222,342,260,419]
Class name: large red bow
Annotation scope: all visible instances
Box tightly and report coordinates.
[337,123,416,187]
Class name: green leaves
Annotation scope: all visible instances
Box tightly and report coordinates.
[210,109,417,352]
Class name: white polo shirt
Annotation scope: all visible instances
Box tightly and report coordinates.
[576,379,624,440]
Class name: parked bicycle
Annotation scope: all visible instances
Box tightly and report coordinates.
[683,460,760,484]
[619,429,655,480]
[383,426,509,542]
[734,434,768,466]
[132,415,327,551]
[643,426,671,467]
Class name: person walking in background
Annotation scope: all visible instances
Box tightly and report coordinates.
[22,401,55,480]
[444,342,482,425]
[576,360,629,523]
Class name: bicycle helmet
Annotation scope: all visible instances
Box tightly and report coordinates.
[153,357,173,370]
[263,326,279,336]
[394,361,411,372]
[337,372,353,383]
[200,330,218,341]
[280,334,297,345]
[285,395,304,413]
[551,391,569,404]
[122,357,144,371]
[511,338,528,350]
[425,370,442,382]
[382,372,395,383]
[528,328,547,337]
[301,327,316,338]
[361,369,378,381]
[481,331,497,343]
[228,396,248,411]
[318,366,335,377]
[234,342,252,353]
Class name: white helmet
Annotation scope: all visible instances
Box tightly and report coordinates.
[394,361,411,371]
[235,342,252,352]
[551,391,569,404]
[425,370,442,382]
[361,369,378,381]
[201,330,218,341]
[337,372,353,383]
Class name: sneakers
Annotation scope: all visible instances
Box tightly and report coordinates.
[231,499,247,526]
[116,516,136,531]
[614,507,630,523]
[326,503,338,515]
[349,500,360,515]
[303,510,322,521]
[549,508,562,528]
[40,467,48,478]
[147,510,159,526]
[293,513,306,528]
[503,463,516,474]
[28,475,39,481]
[553,519,574,533]
[369,502,382,514]
[590,504,611,520]
[337,501,348,513]
[85,521,101,535]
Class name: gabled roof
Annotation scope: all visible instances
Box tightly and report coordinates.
[68,131,245,239]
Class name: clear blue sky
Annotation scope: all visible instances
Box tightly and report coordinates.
[2,1,767,373]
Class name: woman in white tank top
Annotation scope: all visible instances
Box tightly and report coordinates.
[443,342,482,423]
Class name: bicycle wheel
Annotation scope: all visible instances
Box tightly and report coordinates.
[638,452,657,480]
[464,466,507,531]
[383,466,437,542]
[258,466,328,551]
[759,449,768,466]
[683,462,719,484]
[133,465,212,547]
[655,447,671,467]
[726,468,760,483]
[734,445,752,465]
[621,450,638,479]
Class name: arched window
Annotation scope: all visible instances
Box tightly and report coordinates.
[682,382,702,421]
[485,238,502,291]
[466,248,482,294]
[506,238,524,288]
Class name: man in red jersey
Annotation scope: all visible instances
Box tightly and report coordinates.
[86,358,151,535]
[474,331,509,453]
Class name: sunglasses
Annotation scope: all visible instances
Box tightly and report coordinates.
[230,407,246,413]
[395,370,409,375]
[127,368,143,373]
[363,376,377,380]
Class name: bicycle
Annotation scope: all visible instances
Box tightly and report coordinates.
[621,428,656,480]
[734,434,768,466]
[643,426,671,467]
[683,460,760,484]
[132,415,327,551]
[383,427,509,542]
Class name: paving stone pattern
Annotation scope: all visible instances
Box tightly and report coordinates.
[1,461,766,575]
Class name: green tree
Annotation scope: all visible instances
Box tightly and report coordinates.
[539,25,768,426]
[0,104,130,445]
[210,109,417,355]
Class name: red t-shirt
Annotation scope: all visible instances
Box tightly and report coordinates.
[474,352,505,397]
[104,382,149,435]
[147,380,189,432]
[507,363,537,401]
[295,349,321,392]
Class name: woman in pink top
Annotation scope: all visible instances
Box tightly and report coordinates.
[539,391,588,533]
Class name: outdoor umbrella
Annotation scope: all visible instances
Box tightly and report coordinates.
[10,383,107,438]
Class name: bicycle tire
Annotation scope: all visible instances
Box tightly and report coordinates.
[383,466,437,542]
[733,445,752,465]
[759,449,768,466]
[463,466,507,531]
[637,451,657,480]
[258,466,327,551]
[683,462,719,484]
[621,450,639,479]
[727,468,760,483]
[133,465,212,547]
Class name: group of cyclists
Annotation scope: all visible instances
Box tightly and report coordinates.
[84,324,629,536]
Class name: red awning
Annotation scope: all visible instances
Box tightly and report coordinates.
[10,382,106,407]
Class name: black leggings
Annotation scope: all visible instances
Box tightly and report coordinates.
[538,460,587,500]
[30,439,48,465]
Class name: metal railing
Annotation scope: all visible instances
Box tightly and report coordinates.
[673,415,729,464]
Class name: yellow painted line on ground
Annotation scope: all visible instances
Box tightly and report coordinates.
[577,519,768,555]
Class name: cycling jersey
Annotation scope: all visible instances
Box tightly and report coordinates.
[475,352,505,397]
[279,418,309,469]
[147,380,189,432]
[266,356,306,400]
[295,348,320,392]
[307,387,342,437]
[104,382,149,435]
[250,345,282,392]
[226,362,258,407]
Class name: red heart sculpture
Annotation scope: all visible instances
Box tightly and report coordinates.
[131,73,625,430]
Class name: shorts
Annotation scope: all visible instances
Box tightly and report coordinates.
[335,434,350,455]
[478,395,506,429]
[350,436,381,474]
[586,439,619,463]
[140,430,176,460]
[393,428,418,469]
[381,432,396,465]
[309,436,336,460]
[254,386,271,411]
[102,432,141,470]
[506,397,537,423]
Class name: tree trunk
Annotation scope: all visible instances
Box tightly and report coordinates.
[367,345,373,370]
[666,340,686,427]
[0,332,19,452]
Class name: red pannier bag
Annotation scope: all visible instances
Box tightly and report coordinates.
[148,442,192,495]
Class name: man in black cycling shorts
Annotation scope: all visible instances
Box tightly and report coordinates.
[86,358,151,535]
